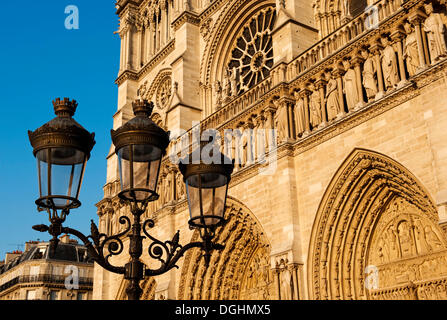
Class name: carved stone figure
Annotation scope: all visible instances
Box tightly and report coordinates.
[280,268,293,300]
[214,80,223,109]
[223,68,231,101]
[273,99,289,141]
[361,49,378,101]
[425,226,443,251]
[381,36,400,90]
[325,73,342,121]
[423,3,447,64]
[404,22,421,76]
[230,67,238,97]
[253,115,265,161]
[176,172,185,200]
[309,85,322,128]
[293,91,306,136]
[342,59,360,111]
[398,221,414,258]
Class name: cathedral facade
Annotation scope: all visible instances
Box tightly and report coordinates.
[94,0,447,300]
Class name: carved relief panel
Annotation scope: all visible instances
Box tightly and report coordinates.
[368,197,447,293]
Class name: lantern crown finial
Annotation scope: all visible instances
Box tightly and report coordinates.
[132,100,154,117]
[53,97,78,118]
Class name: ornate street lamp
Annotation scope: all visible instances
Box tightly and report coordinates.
[28,98,234,300]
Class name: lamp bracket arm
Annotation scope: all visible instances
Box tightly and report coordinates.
[62,225,126,275]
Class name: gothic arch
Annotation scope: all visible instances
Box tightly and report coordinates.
[200,0,275,87]
[138,68,172,102]
[178,196,275,300]
[308,148,447,300]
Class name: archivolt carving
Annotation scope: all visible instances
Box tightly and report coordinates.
[178,197,274,300]
[308,148,447,300]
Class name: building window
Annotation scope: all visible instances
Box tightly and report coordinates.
[227,7,276,95]
[77,292,86,300]
[26,290,36,300]
[49,290,59,300]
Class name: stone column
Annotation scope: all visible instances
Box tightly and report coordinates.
[287,101,295,139]
[391,27,408,85]
[409,13,429,70]
[119,31,125,72]
[125,25,133,70]
[136,24,143,69]
[160,0,167,46]
[351,55,365,110]
[370,42,385,100]
[265,105,276,151]
[150,21,156,56]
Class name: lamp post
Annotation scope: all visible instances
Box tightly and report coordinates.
[28,98,234,300]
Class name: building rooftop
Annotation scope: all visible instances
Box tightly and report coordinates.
[0,236,93,276]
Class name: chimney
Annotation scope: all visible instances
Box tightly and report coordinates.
[60,234,78,244]
[25,241,39,252]
[5,251,22,264]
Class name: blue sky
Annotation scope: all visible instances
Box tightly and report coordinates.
[0,1,119,259]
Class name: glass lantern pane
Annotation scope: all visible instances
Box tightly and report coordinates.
[186,173,228,228]
[118,146,131,191]
[186,181,201,223]
[118,145,163,202]
[36,147,86,209]
[201,184,227,226]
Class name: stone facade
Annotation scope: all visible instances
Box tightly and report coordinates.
[0,236,94,300]
[94,0,447,299]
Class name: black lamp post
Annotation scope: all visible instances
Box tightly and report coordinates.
[28,98,234,300]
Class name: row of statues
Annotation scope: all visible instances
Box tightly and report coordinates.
[287,2,447,139]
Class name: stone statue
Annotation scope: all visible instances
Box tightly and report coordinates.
[273,99,289,141]
[253,115,265,161]
[214,80,223,109]
[361,49,378,101]
[423,2,447,64]
[342,59,360,111]
[230,67,238,97]
[425,225,443,251]
[162,173,172,204]
[309,85,322,128]
[280,268,293,300]
[293,91,306,136]
[381,36,400,90]
[398,221,414,258]
[176,172,185,200]
[325,73,342,121]
[223,68,231,101]
[404,22,421,76]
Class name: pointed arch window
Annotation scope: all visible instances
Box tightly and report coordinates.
[227,7,276,95]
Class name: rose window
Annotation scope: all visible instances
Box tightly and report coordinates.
[157,77,172,110]
[228,7,276,95]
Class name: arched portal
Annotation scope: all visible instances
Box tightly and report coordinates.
[178,197,275,300]
[308,148,447,300]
